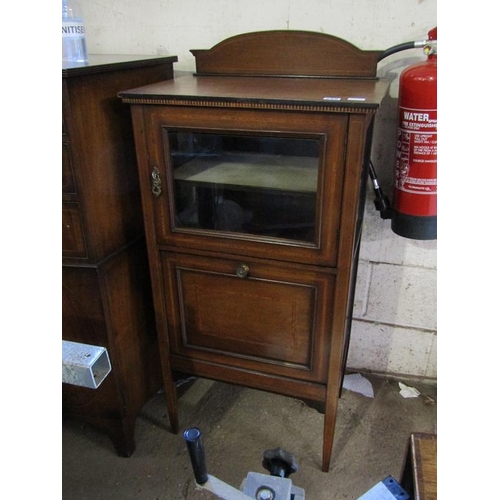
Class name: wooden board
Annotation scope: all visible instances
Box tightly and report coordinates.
[402,433,437,499]
[190,30,382,78]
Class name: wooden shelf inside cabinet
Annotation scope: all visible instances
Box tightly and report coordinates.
[120,31,389,471]
[173,153,318,193]
[62,54,177,456]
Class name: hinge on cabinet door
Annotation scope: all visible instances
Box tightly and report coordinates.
[151,166,162,197]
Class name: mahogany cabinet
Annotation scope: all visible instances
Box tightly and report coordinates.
[119,32,388,470]
[62,54,177,456]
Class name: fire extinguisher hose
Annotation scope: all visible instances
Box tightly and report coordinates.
[368,161,392,219]
[378,40,427,62]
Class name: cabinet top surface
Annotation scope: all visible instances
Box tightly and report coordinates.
[119,72,389,110]
[62,54,178,77]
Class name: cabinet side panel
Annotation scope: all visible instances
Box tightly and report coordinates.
[100,240,161,415]
[62,266,122,416]
[62,143,77,195]
[62,203,88,258]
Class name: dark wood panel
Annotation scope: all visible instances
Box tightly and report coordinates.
[63,54,177,77]
[62,241,161,456]
[62,143,76,194]
[180,268,314,366]
[170,355,327,402]
[62,265,119,412]
[161,251,334,383]
[62,203,87,258]
[101,241,161,410]
[190,30,382,78]
[63,60,175,263]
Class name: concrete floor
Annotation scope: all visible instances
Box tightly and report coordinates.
[62,373,436,500]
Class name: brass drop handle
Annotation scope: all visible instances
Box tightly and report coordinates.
[236,264,250,278]
[151,166,162,197]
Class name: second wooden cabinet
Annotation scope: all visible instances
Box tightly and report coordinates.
[62,54,177,456]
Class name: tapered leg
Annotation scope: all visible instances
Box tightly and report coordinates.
[322,393,341,472]
[156,327,180,433]
[106,416,137,457]
[322,414,333,471]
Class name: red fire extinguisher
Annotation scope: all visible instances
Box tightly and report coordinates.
[392,27,437,239]
[370,27,437,240]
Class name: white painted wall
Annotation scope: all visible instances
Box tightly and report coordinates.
[78,0,437,380]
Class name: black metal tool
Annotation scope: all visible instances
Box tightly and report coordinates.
[262,448,299,478]
[183,427,305,499]
[183,427,209,485]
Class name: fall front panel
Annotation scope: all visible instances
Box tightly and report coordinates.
[161,252,334,383]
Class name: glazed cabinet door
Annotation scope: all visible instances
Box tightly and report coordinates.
[140,106,348,266]
[161,251,335,383]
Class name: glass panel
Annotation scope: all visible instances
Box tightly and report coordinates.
[169,131,319,243]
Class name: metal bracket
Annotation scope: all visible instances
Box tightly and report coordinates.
[62,340,112,389]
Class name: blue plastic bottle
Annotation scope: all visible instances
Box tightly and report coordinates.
[62,0,88,63]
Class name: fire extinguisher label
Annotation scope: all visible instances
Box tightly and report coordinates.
[395,107,437,196]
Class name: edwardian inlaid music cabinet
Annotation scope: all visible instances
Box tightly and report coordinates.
[119,31,388,471]
[62,55,177,456]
